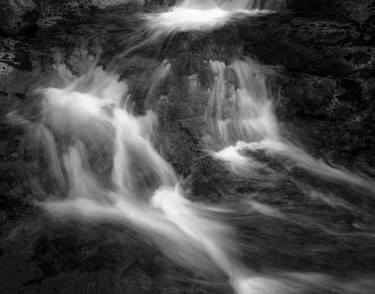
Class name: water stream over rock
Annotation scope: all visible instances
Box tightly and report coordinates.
[3,1,375,294]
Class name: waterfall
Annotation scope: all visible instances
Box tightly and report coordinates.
[204,59,279,149]
[16,65,258,292]
[143,0,278,38]
[8,1,375,294]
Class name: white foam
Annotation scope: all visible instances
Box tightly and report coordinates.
[146,7,233,32]
[205,59,279,149]
[33,65,259,290]
[143,1,273,37]
[233,276,292,294]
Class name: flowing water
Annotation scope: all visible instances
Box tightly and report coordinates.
[144,0,281,36]
[8,1,375,293]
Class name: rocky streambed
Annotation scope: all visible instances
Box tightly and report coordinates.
[1,1,375,294]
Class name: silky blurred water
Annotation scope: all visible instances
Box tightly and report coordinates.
[7,1,375,294]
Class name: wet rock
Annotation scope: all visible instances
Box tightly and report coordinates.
[278,74,336,120]
[0,1,374,293]
[230,1,375,170]
[288,0,375,25]
[0,0,155,35]
[0,0,182,36]
[0,0,37,35]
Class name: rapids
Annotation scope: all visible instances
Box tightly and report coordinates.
[7,1,375,294]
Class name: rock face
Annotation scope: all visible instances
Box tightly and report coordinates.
[234,0,375,171]
[0,0,151,35]
[0,0,37,35]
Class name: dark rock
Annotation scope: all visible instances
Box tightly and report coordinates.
[0,0,174,36]
[0,1,374,293]
[0,0,37,35]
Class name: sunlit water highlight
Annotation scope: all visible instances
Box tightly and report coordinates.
[143,0,278,37]
[178,0,285,11]
[144,7,268,33]
[121,0,278,58]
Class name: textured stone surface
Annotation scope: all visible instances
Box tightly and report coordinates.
[0,0,37,35]
[0,0,154,35]
[227,0,375,171]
